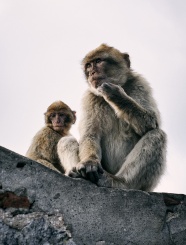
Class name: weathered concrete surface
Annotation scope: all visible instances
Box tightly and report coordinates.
[0,146,186,245]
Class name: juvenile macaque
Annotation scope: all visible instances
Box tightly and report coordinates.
[26,101,76,173]
[58,44,167,191]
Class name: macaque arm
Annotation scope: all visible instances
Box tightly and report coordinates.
[77,94,103,182]
[78,92,102,163]
[98,81,159,136]
[78,134,103,182]
[79,134,102,163]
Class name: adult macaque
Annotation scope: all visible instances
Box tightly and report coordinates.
[58,44,167,191]
[26,101,76,173]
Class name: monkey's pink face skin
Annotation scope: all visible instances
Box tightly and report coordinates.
[85,58,107,88]
[49,110,69,132]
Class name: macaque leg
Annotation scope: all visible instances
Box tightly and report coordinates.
[57,136,79,176]
[36,159,61,173]
[117,129,167,191]
[97,171,128,189]
[98,129,167,191]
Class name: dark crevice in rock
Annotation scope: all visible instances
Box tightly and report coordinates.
[166,221,176,245]
[16,161,27,168]
[163,193,184,206]
[163,193,186,245]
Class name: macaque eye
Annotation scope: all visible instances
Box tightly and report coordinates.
[86,63,91,69]
[50,113,56,118]
[95,58,102,64]
[59,113,65,117]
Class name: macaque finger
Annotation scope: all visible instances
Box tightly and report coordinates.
[87,171,100,183]
[98,165,104,174]
[68,170,81,178]
[79,168,87,178]
[85,165,92,173]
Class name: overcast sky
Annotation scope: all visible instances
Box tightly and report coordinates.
[0,0,186,194]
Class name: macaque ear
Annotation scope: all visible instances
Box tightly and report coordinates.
[72,111,76,124]
[122,53,130,68]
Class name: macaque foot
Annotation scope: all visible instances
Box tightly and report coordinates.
[97,171,128,189]
[96,171,113,188]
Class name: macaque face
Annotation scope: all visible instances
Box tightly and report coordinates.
[83,45,131,94]
[85,58,108,88]
[49,110,70,132]
[84,57,123,91]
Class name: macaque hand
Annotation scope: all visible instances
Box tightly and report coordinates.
[97,83,125,100]
[76,160,104,183]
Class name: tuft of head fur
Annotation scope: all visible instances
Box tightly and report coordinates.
[82,44,130,68]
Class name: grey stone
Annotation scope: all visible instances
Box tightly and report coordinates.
[0,209,75,245]
[0,146,186,245]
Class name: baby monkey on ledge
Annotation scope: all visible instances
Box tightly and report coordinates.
[57,44,167,191]
[26,100,76,173]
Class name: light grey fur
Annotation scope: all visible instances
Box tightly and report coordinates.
[58,44,167,191]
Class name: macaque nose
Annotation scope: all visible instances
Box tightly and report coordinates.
[56,115,61,122]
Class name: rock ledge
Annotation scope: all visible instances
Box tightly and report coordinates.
[0,146,186,245]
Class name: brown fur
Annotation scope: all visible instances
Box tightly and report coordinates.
[45,101,75,136]
[26,101,75,173]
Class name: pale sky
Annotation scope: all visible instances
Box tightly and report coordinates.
[0,0,186,194]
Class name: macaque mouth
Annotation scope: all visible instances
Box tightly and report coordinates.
[91,80,103,88]
[53,123,64,127]
[90,72,100,78]
[95,81,103,88]
[90,75,106,88]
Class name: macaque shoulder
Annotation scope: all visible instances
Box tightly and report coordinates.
[124,72,152,96]
[124,73,160,116]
